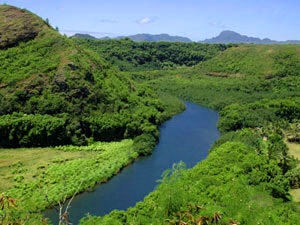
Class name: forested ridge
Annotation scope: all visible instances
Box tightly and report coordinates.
[1,4,300,225]
[74,38,232,72]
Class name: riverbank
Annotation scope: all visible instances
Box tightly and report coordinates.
[78,63,300,224]
[45,101,220,224]
[0,93,185,224]
[1,140,140,223]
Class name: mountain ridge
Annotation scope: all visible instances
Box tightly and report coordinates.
[71,33,192,42]
[200,30,300,44]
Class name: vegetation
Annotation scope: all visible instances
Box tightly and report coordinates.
[2,4,300,224]
[73,38,231,71]
[0,5,170,148]
[79,43,300,224]
[1,140,139,224]
[81,141,299,225]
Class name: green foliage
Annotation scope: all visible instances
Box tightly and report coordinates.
[6,140,138,219]
[218,98,300,133]
[77,43,300,225]
[74,38,230,72]
[198,44,300,77]
[133,133,157,156]
[0,5,170,148]
[80,142,300,225]
[211,128,262,152]
[0,113,68,147]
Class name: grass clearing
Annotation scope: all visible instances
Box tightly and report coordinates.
[287,142,300,202]
[290,189,300,202]
[3,139,138,213]
[287,142,300,160]
[0,148,98,192]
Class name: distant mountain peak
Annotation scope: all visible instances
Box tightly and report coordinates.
[200,30,300,44]
[124,33,192,42]
[71,33,192,42]
[71,33,97,40]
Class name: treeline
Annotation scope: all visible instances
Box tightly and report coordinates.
[73,38,233,71]
[219,98,300,132]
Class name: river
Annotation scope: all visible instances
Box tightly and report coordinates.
[44,101,220,224]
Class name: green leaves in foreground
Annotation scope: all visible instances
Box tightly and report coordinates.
[80,141,300,225]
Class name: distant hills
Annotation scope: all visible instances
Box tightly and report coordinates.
[71,33,192,42]
[72,33,97,39]
[72,30,300,44]
[121,33,192,42]
[200,30,300,44]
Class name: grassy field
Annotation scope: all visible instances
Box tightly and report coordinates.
[0,148,98,192]
[287,142,300,161]
[287,142,300,202]
[1,140,139,217]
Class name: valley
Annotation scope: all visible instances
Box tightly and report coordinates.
[1,3,300,225]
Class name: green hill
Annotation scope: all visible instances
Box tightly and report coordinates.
[0,4,166,148]
[198,44,300,78]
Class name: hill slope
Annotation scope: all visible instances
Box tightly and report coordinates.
[198,44,300,77]
[201,30,300,44]
[0,5,165,147]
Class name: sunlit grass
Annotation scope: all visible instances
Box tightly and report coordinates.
[0,148,97,192]
[2,139,137,212]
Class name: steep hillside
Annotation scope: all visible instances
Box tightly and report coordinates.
[0,5,51,49]
[0,5,166,148]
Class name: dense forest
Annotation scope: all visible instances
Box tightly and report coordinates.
[1,4,300,225]
[74,38,232,71]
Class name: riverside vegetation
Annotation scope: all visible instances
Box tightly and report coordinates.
[1,4,300,225]
[78,41,300,224]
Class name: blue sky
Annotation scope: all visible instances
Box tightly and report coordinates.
[1,0,299,41]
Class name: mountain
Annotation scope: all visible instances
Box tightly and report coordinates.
[71,33,97,39]
[0,5,165,148]
[72,33,192,42]
[122,33,192,42]
[200,30,300,44]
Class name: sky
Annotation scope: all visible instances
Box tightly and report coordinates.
[1,0,299,41]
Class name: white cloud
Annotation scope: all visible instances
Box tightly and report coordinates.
[137,17,153,25]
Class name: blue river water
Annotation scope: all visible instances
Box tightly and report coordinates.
[44,101,220,224]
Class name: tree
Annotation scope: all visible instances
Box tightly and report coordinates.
[45,175,83,225]
[267,133,291,173]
